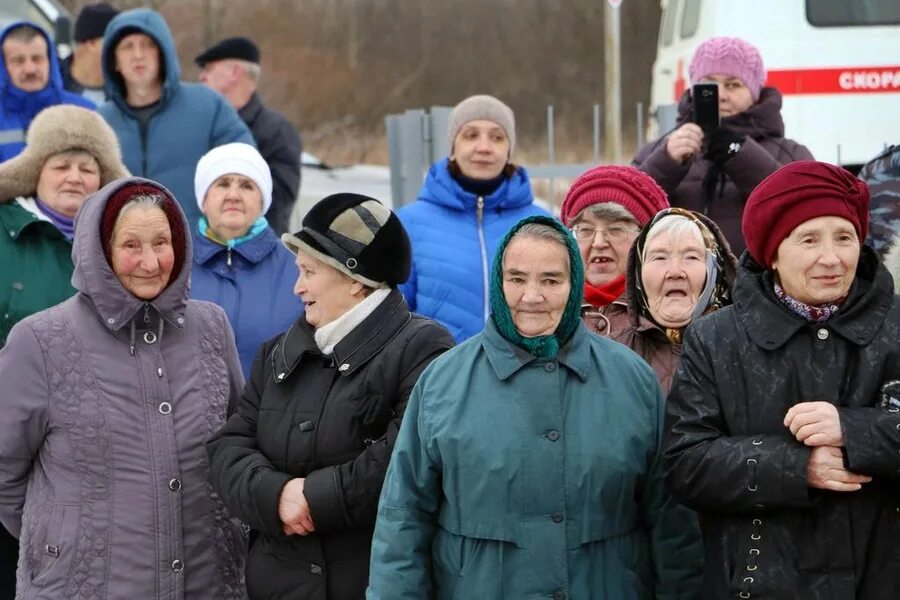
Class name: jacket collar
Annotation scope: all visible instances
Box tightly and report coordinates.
[273,288,411,382]
[481,318,590,382]
[734,247,893,350]
[238,92,263,125]
[193,226,279,266]
[0,199,64,241]
[418,158,535,212]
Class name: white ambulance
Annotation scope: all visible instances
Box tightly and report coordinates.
[648,0,900,170]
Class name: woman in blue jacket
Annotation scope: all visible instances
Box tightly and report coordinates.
[191,143,301,377]
[398,94,548,342]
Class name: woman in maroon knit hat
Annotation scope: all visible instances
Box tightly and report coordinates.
[664,160,900,599]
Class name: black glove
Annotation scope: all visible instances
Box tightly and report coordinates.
[704,126,745,166]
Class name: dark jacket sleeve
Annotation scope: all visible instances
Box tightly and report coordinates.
[664,326,813,514]
[633,138,691,197]
[260,114,301,236]
[839,406,900,478]
[302,322,454,534]
[723,137,815,199]
[207,341,292,538]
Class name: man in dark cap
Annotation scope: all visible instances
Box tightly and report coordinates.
[196,36,301,235]
[60,2,118,103]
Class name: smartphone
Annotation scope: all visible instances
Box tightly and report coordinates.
[692,83,720,132]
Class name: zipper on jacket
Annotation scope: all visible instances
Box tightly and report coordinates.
[476,196,489,323]
[138,120,149,177]
[226,247,232,267]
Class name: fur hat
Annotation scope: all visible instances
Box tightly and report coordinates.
[447,94,516,156]
[194,143,273,215]
[689,36,766,102]
[0,105,129,202]
[560,165,670,227]
[282,193,411,288]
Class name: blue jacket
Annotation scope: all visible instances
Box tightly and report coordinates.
[0,21,95,161]
[98,9,253,224]
[398,159,548,342]
[190,227,301,378]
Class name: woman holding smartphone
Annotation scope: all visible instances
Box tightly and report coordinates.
[633,36,813,257]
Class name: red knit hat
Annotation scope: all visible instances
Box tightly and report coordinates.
[101,183,187,285]
[560,165,670,227]
[742,161,869,268]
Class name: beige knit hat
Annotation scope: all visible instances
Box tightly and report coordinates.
[447,94,516,156]
[0,105,129,202]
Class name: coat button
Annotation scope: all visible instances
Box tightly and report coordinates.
[551,512,564,523]
[554,591,565,600]
[171,559,184,572]
[158,402,172,415]
[544,362,556,372]
[817,328,829,340]
[168,478,182,491]
[547,430,560,442]
[143,331,157,344]
[298,420,314,432]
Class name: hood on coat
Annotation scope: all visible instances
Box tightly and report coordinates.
[418,157,535,213]
[625,208,738,332]
[72,176,192,331]
[0,21,68,102]
[101,9,181,110]
[675,86,786,140]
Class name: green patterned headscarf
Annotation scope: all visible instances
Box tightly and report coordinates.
[489,215,585,358]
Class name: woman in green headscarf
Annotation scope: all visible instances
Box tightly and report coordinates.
[367,215,702,599]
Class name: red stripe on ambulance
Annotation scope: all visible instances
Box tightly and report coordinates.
[766,66,900,95]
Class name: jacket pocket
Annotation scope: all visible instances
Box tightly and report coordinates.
[433,526,527,600]
[29,504,78,588]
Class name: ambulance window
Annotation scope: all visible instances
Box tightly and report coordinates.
[681,0,701,38]
[807,0,900,26]
[661,0,679,46]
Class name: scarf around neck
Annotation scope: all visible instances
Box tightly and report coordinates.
[198,215,268,249]
[774,281,842,324]
[314,287,391,355]
[583,275,626,308]
[35,197,76,239]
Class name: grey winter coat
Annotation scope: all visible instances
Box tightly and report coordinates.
[0,177,247,599]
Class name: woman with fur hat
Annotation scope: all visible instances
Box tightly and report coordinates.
[190,142,301,378]
[208,193,454,600]
[665,161,900,598]
[634,36,813,256]
[397,94,548,343]
[559,164,670,333]
[368,215,702,599]
[0,178,247,598]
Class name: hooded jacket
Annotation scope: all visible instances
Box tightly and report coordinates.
[368,216,702,599]
[633,88,813,256]
[664,249,900,599]
[0,177,247,599]
[98,10,253,226]
[583,210,738,393]
[0,21,95,162]
[397,158,548,343]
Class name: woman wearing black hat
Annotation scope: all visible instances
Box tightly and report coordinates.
[207,193,454,600]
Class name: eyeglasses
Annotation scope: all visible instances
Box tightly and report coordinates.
[571,223,640,242]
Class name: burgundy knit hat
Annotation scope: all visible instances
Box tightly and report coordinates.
[101,183,187,285]
[742,161,870,269]
[689,36,766,102]
[560,165,670,227]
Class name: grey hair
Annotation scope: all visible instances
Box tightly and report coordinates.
[641,215,704,263]
[238,60,261,84]
[112,194,167,236]
[572,202,638,225]
[508,222,571,256]
[4,24,43,44]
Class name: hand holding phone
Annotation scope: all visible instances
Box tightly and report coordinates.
[692,83,720,133]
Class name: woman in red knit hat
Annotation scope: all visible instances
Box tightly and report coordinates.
[664,160,900,598]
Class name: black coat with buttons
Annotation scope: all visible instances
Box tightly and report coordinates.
[207,289,454,600]
[664,247,900,599]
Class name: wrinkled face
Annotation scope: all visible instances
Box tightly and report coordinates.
[3,35,49,92]
[294,251,364,329]
[572,212,640,287]
[197,59,235,94]
[110,206,175,300]
[502,237,571,338]
[641,228,708,328]
[36,151,101,218]
[772,216,860,305]
[202,174,263,240]
[700,74,755,118]
[114,33,161,89]
[452,120,510,180]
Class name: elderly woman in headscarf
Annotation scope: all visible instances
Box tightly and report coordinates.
[368,215,702,599]
[559,165,670,334]
[610,207,737,392]
[0,178,247,598]
[665,161,900,598]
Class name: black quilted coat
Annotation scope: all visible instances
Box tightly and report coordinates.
[664,248,900,599]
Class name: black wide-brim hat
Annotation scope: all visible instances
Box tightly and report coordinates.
[282,193,411,288]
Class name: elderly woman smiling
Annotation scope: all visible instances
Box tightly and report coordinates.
[368,215,701,599]
[665,161,900,598]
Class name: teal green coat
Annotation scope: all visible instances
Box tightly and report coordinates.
[368,320,702,599]
[0,200,75,346]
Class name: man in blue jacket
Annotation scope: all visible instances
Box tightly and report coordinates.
[98,9,254,222]
[0,22,95,162]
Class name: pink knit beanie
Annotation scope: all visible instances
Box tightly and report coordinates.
[689,37,766,102]
[560,165,670,227]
